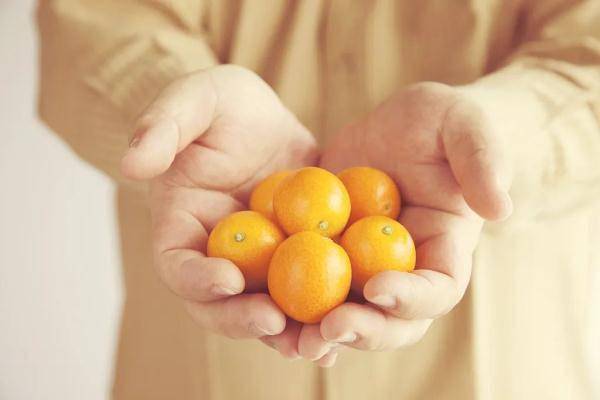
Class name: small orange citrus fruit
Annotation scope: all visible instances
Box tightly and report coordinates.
[337,166,401,224]
[340,216,415,294]
[249,170,293,221]
[273,167,351,237]
[268,231,351,323]
[207,210,285,292]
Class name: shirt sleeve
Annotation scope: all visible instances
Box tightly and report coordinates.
[461,0,600,221]
[37,0,217,185]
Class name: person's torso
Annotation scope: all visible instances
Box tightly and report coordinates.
[113,2,600,399]
[206,0,522,142]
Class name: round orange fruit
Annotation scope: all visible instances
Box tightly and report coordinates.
[207,210,285,292]
[249,170,293,221]
[340,216,415,294]
[268,231,351,323]
[273,167,351,237]
[337,166,401,225]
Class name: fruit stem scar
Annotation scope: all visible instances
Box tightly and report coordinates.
[234,232,246,242]
[318,220,329,231]
[382,225,393,235]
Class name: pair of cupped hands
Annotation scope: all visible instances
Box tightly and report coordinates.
[121,65,513,367]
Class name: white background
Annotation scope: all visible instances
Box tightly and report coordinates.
[0,1,122,399]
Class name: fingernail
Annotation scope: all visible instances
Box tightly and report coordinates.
[283,350,301,361]
[129,134,142,148]
[308,349,330,362]
[261,338,300,360]
[320,352,338,368]
[261,337,278,350]
[369,295,397,308]
[211,285,240,297]
[331,332,357,343]
[250,322,277,336]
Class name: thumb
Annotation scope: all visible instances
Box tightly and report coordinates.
[121,117,179,180]
[442,100,513,221]
[120,72,218,180]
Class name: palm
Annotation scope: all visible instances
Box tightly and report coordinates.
[322,83,486,309]
[156,110,316,232]
[124,66,317,340]
[267,83,511,364]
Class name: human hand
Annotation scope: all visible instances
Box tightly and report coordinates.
[121,65,317,341]
[264,82,513,366]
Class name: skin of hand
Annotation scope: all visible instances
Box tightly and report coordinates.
[120,65,317,346]
[264,82,514,367]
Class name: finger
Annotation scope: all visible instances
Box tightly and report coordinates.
[121,72,218,180]
[169,143,256,194]
[442,100,513,221]
[315,349,339,368]
[364,233,472,319]
[397,205,478,246]
[151,185,245,301]
[151,183,244,235]
[320,303,385,351]
[121,117,180,180]
[380,317,432,350]
[152,210,245,302]
[364,270,458,319]
[260,319,302,359]
[320,303,431,351]
[298,324,338,361]
[158,250,245,301]
[185,293,286,339]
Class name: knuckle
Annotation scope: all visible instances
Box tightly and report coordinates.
[136,106,171,128]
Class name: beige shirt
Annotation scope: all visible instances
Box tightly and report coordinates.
[37,1,600,399]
